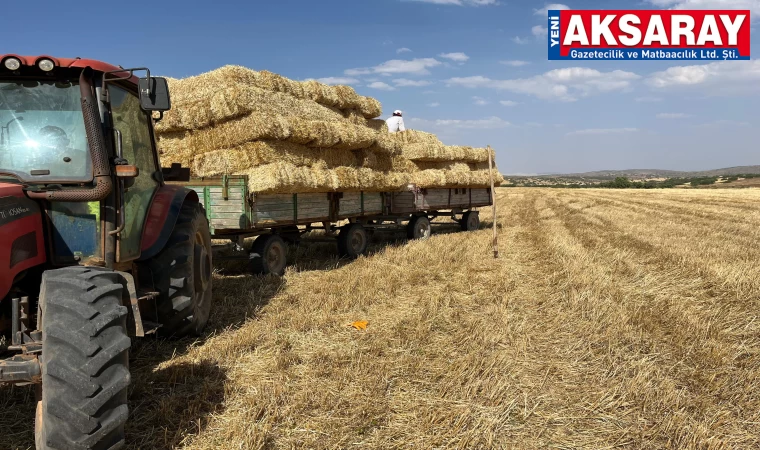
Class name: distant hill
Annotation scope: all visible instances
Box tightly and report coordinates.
[536,165,760,179]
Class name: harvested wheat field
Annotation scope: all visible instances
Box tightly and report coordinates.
[3,188,760,449]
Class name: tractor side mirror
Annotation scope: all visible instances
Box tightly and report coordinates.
[138,77,171,112]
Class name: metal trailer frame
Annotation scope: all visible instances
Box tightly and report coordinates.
[168,175,493,274]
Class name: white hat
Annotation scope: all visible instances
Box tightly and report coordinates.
[394,110,403,115]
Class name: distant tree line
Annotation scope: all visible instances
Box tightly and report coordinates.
[504,174,760,189]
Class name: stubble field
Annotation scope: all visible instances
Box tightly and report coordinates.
[2,188,760,449]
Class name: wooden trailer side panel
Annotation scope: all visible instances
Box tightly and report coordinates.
[390,191,418,214]
[470,188,491,206]
[184,180,249,233]
[390,187,493,214]
[339,192,384,217]
[449,189,470,207]
[253,193,331,227]
[418,189,450,209]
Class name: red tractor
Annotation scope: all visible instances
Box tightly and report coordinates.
[0,55,213,449]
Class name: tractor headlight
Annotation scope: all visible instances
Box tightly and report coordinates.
[38,58,54,72]
[4,57,21,71]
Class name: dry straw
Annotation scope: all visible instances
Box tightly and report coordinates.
[156,66,504,193]
[243,162,407,194]
[158,114,396,161]
[160,65,381,121]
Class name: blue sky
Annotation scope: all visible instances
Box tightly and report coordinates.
[4,0,758,174]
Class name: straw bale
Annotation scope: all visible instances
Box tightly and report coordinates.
[366,119,388,133]
[164,65,380,118]
[158,83,346,133]
[333,85,362,110]
[241,163,406,194]
[410,168,503,188]
[387,130,443,146]
[354,150,419,173]
[401,144,494,163]
[360,97,383,119]
[190,141,360,178]
[343,109,367,125]
[157,113,392,160]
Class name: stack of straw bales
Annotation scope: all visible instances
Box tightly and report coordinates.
[155,66,503,194]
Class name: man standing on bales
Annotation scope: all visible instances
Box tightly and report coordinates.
[386,110,405,133]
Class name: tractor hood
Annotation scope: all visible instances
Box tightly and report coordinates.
[0,182,46,300]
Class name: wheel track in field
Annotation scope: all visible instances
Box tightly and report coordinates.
[495,193,649,448]
[538,191,760,449]
[557,190,760,299]
[572,190,760,235]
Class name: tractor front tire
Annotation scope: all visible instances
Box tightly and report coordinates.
[36,267,130,450]
[147,202,213,337]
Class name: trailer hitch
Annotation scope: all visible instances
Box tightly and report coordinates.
[0,354,41,385]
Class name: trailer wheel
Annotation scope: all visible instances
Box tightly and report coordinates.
[338,223,368,258]
[146,202,213,337]
[36,267,129,450]
[461,211,480,232]
[407,215,431,240]
[249,234,288,276]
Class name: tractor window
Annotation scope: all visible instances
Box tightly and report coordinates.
[0,80,91,183]
[109,85,159,261]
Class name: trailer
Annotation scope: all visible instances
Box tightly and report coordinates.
[164,166,492,275]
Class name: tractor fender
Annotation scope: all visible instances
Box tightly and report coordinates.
[138,185,199,262]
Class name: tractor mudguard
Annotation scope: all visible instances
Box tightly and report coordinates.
[138,185,199,262]
[0,183,46,300]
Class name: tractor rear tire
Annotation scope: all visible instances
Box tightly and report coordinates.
[407,215,431,241]
[337,223,368,258]
[249,234,288,276]
[146,202,213,337]
[36,267,130,450]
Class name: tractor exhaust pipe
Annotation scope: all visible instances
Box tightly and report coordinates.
[27,67,113,202]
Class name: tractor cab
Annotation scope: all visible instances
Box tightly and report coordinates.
[0,55,212,450]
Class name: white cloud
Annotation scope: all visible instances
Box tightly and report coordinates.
[647,0,760,20]
[411,116,511,129]
[697,119,750,127]
[501,60,530,67]
[367,81,396,91]
[345,68,373,76]
[408,0,499,5]
[314,77,359,85]
[473,96,490,106]
[500,100,519,106]
[567,128,639,136]
[428,102,441,107]
[647,60,760,94]
[397,47,412,54]
[532,25,548,37]
[657,113,693,119]
[512,36,529,44]
[635,96,663,102]
[393,78,433,87]
[346,58,442,76]
[534,3,571,15]
[439,52,470,62]
[447,67,640,101]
